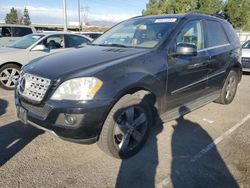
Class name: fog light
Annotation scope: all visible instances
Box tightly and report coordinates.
[65,114,77,125]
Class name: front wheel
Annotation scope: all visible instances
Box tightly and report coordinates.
[215,70,238,105]
[97,93,152,159]
[0,64,21,90]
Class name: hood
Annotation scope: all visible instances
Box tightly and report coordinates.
[0,47,25,55]
[242,48,250,57]
[24,45,149,79]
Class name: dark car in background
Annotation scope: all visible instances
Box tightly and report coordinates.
[15,13,242,159]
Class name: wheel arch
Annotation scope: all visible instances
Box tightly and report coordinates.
[231,62,242,81]
[96,86,160,141]
[0,61,23,69]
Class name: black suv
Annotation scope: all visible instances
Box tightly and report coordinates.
[15,13,242,159]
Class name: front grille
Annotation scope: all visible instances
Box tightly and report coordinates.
[19,73,51,102]
[242,57,250,63]
[21,101,52,118]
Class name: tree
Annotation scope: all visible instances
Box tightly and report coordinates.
[143,0,223,15]
[142,0,161,15]
[142,0,250,30]
[22,7,31,25]
[5,7,18,24]
[196,0,223,15]
[224,0,250,30]
[172,0,197,13]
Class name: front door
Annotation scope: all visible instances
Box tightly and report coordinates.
[29,34,66,61]
[166,20,210,110]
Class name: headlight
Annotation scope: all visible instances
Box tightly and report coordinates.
[51,77,103,101]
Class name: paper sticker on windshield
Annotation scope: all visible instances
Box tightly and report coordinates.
[155,18,177,23]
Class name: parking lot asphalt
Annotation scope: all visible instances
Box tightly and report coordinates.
[0,74,250,188]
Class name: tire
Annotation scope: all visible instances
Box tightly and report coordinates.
[215,70,238,105]
[0,64,21,90]
[97,93,153,159]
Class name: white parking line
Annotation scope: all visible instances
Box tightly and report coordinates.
[202,118,214,124]
[157,113,250,188]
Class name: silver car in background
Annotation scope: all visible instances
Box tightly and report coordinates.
[242,40,250,72]
[0,32,92,89]
[0,24,36,47]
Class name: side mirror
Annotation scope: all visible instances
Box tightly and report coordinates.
[32,44,49,52]
[175,43,197,56]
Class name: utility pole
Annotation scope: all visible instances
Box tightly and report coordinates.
[78,0,81,31]
[63,0,67,31]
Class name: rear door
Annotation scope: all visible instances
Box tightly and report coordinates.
[203,20,231,92]
[166,19,210,110]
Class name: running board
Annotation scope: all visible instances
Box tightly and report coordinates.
[160,91,220,123]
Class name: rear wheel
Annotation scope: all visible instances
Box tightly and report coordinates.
[0,64,21,90]
[215,70,238,105]
[97,93,152,159]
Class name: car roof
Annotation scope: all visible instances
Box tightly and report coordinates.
[80,32,103,34]
[131,13,227,23]
[31,32,93,41]
[0,24,34,28]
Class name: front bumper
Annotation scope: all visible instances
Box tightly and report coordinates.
[15,93,112,144]
[242,57,250,72]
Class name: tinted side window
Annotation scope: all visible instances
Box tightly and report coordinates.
[0,27,12,37]
[67,35,89,48]
[176,20,204,50]
[205,20,229,47]
[12,27,32,37]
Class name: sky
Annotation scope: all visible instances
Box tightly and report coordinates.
[0,0,148,26]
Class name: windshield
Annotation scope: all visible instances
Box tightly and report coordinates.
[242,40,250,49]
[7,34,44,49]
[92,17,178,48]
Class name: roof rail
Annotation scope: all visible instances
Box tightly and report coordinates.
[187,10,226,20]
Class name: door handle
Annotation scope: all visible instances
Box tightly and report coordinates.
[188,62,208,69]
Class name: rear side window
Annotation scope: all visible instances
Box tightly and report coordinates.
[205,20,229,47]
[12,27,32,37]
[0,26,12,37]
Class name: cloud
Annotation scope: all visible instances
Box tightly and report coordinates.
[0,5,136,24]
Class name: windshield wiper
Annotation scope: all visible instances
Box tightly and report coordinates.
[106,43,128,48]
[89,43,128,48]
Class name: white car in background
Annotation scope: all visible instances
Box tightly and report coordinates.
[0,32,92,90]
[0,24,36,47]
[242,40,250,72]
